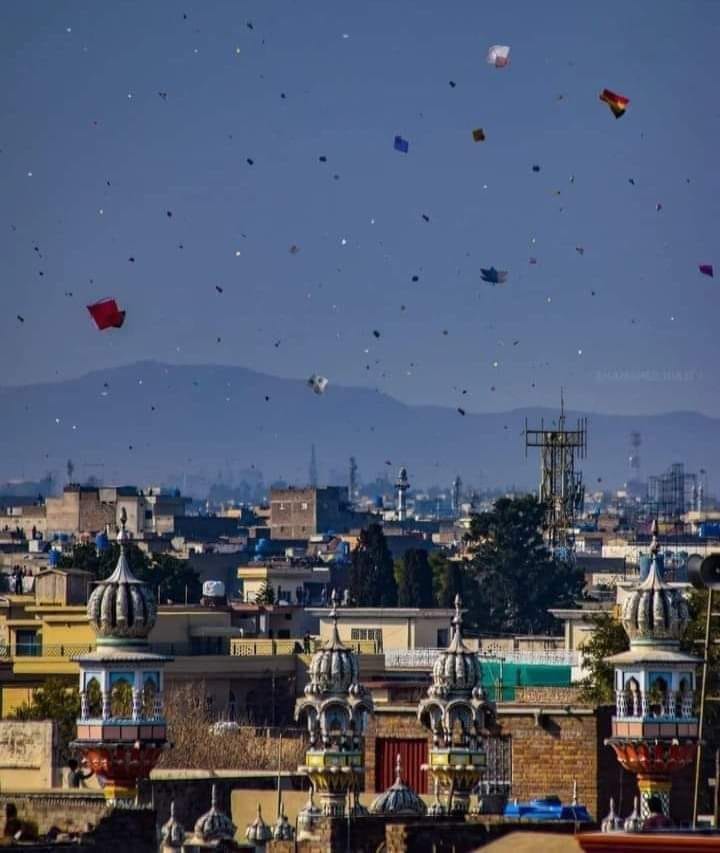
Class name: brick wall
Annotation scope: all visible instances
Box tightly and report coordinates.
[0,792,156,850]
[499,710,600,813]
[514,686,585,705]
[365,704,644,823]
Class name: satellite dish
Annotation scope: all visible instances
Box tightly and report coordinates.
[689,554,720,590]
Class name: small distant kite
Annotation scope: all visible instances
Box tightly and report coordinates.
[307,374,328,395]
[699,264,714,277]
[87,298,125,330]
[472,128,486,142]
[487,45,510,67]
[599,88,629,119]
[394,135,409,154]
[480,267,508,285]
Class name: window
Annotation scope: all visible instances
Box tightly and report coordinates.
[351,628,382,642]
[301,502,308,510]
[15,629,40,657]
[436,629,449,647]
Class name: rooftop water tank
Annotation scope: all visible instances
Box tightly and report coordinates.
[203,580,226,598]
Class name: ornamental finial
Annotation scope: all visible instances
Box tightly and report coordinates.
[117,506,129,546]
[650,518,659,556]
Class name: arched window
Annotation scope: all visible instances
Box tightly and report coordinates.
[110,679,133,718]
[85,677,103,717]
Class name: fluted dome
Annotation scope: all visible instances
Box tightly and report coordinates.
[194,785,236,842]
[87,515,157,642]
[370,755,427,817]
[622,557,689,643]
[427,594,483,699]
[305,591,362,696]
[160,801,185,849]
[245,802,272,844]
[272,806,294,841]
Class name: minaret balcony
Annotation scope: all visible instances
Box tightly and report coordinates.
[612,689,698,739]
[74,717,167,745]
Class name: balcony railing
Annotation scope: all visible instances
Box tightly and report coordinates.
[230,638,378,656]
[615,688,695,719]
[1,638,380,660]
[384,648,581,669]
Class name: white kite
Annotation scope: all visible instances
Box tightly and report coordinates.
[487,45,510,68]
[307,374,329,395]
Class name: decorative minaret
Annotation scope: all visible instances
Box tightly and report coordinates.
[605,521,700,820]
[295,590,374,817]
[396,466,410,522]
[71,508,170,802]
[417,595,496,814]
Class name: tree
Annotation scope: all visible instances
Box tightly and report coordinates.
[59,542,201,603]
[396,549,434,607]
[465,495,584,635]
[256,580,275,605]
[578,612,630,703]
[430,552,467,608]
[10,677,79,763]
[348,524,397,607]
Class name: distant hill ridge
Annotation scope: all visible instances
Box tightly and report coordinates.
[1,360,717,490]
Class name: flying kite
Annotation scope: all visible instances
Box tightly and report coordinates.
[87,298,125,330]
[599,88,629,118]
[487,45,510,67]
[307,374,329,395]
[472,128,486,142]
[699,264,714,277]
[480,267,508,285]
[393,135,409,154]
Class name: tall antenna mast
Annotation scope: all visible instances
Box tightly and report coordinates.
[525,394,587,556]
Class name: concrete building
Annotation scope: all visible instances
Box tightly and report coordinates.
[312,607,458,653]
[237,560,330,605]
[269,486,358,539]
[45,484,190,538]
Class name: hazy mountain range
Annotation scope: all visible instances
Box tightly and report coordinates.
[0,361,716,495]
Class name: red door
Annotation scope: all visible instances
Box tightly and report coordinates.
[375,737,429,794]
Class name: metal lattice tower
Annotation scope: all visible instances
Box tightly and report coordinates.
[349,456,358,503]
[451,475,462,517]
[525,394,587,553]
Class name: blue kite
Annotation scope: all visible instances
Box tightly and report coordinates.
[480,266,508,285]
[394,135,409,153]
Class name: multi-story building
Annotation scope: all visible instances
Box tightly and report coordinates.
[269,487,359,539]
[45,485,190,538]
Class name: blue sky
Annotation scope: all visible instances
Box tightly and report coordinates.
[2,0,719,415]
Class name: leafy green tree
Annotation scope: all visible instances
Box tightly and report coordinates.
[349,524,397,606]
[59,542,201,603]
[256,580,275,605]
[58,541,149,580]
[465,495,584,634]
[396,549,434,607]
[10,677,79,763]
[578,612,630,703]
[430,552,467,608]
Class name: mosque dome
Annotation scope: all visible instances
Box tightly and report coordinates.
[621,526,689,643]
[194,785,237,842]
[304,591,361,697]
[369,755,427,817]
[160,801,185,849]
[427,595,484,699]
[272,806,294,841]
[244,802,272,844]
[87,512,157,642]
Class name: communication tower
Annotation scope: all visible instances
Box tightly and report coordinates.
[525,394,587,553]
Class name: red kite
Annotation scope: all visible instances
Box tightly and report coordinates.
[599,88,629,118]
[87,298,125,330]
